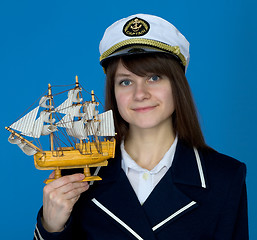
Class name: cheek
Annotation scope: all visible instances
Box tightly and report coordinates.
[160,88,175,112]
[115,91,129,115]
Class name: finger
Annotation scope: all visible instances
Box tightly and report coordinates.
[43,179,88,204]
[60,181,89,195]
[63,184,89,200]
[49,173,86,189]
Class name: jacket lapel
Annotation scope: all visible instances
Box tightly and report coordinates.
[141,140,208,232]
[142,168,198,232]
[171,140,208,189]
[91,153,158,240]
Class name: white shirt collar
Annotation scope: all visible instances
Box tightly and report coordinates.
[121,136,178,175]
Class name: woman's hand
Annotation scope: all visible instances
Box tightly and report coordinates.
[41,172,89,232]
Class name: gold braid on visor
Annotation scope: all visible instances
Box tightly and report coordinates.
[100,38,187,67]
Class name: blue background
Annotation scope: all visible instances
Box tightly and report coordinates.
[0,0,256,239]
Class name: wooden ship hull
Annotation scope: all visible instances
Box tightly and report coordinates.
[34,139,116,183]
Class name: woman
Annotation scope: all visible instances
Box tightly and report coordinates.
[34,14,248,240]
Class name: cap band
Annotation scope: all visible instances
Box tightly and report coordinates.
[100,38,186,67]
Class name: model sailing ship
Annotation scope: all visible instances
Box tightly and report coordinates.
[5,76,116,184]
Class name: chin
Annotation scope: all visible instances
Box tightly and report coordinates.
[131,120,167,130]
[128,115,173,131]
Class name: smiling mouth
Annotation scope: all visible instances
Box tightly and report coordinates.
[133,106,156,112]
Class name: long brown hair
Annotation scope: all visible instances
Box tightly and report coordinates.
[104,53,209,149]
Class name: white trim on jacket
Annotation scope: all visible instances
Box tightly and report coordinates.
[152,201,197,231]
[193,147,206,188]
[92,198,144,240]
[92,148,206,238]
[34,224,44,240]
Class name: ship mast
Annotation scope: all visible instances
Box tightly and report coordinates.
[91,89,100,146]
[75,75,79,88]
[48,83,54,151]
[91,90,95,102]
[75,75,83,147]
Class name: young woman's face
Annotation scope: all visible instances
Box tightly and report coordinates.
[114,61,175,131]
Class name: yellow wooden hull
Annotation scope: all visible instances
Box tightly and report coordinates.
[34,139,116,170]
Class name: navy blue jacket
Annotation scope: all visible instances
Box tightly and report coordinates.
[34,140,248,239]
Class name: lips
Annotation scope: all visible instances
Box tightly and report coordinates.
[132,105,157,112]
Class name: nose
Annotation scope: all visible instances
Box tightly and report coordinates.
[133,82,151,101]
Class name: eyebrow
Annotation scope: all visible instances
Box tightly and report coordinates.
[114,73,135,82]
[115,73,132,78]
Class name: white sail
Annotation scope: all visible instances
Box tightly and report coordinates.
[55,97,73,114]
[10,106,39,135]
[8,134,21,144]
[97,110,115,136]
[65,109,113,139]
[85,120,99,136]
[83,102,98,120]
[84,110,115,137]
[39,96,54,109]
[27,115,44,138]
[24,111,56,138]
[8,134,38,155]
[56,103,84,120]
[17,142,38,156]
[69,105,85,118]
[70,89,83,103]
[66,119,88,140]
[42,111,55,124]
[41,125,58,136]
[56,114,73,128]
[56,103,85,129]
[55,89,82,114]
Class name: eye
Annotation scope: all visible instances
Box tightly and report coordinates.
[149,75,160,82]
[120,80,132,86]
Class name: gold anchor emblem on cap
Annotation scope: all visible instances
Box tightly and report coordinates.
[123,17,150,37]
[130,18,142,32]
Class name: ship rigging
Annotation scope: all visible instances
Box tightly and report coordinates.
[6,76,116,183]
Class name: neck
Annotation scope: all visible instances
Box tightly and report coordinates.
[124,123,175,170]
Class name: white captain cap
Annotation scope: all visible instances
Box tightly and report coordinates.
[99,13,190,72]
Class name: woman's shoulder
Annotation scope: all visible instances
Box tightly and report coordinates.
[200,147,246,183]
[202,147,246,168]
